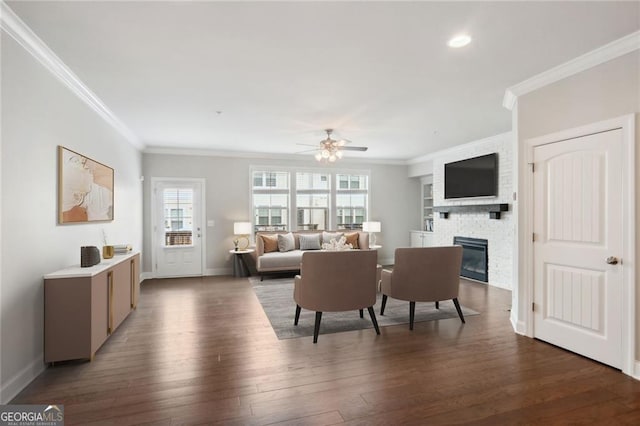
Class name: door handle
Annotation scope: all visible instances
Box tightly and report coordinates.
[606,256,619,265]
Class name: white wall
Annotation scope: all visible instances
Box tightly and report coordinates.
[515,51,639,365]
[142,154,419,272]
[0,34,143,402]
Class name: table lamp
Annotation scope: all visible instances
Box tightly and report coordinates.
[233,222,252,250]
[363,221,381,246]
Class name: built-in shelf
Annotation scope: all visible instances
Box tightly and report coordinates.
[422,178,434,231]
[433,203,509,219]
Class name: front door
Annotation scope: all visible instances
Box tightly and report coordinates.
[153,179,204,278]
[532,128,623,368]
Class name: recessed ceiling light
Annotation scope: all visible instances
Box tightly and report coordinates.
[448,34,472,48]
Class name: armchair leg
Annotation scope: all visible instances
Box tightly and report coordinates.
[452,298,465,323]
[380,294,388,315]
[367,306,380,335]
[294,305,301,325]
[313,312,323,343]
[435,301,439,309]
[359,309,364,318]
[409,301,416,330]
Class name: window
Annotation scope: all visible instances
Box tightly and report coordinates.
[163,188,194,245]
[252,171,289,232]
[296,172,330,230]
[250,168,369,232]
[336,174,368,230]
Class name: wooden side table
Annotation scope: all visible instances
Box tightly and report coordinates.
[229,249,254,277]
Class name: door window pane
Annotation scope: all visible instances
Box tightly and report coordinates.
[163,188,193,246]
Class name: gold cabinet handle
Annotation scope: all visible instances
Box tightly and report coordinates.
[130,259,135,308]
[107,271,113,334]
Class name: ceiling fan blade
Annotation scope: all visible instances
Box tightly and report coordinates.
[296,143,321,148]
[341,146,368,152]
[294,148,320,154]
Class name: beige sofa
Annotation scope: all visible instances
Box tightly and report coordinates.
[252,230,370,279]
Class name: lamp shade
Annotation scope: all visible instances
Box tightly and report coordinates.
[234,222,252,235]
[363,221,381,233]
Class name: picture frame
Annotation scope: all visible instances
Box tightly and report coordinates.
[58,146,114,224]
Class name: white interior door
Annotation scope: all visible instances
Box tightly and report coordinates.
[533,129,623,368]
[153,179,204,278]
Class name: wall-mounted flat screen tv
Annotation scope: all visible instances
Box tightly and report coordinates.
[444,153,498,199]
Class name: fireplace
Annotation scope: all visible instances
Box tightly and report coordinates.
[453,236,488,282]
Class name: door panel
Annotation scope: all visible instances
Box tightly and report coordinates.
[112,259,132,330]
[533,129,623,368]
[154,180,204,278]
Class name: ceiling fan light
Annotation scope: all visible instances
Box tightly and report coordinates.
[336,150,343,159]
[315,152,322,161]
[321,149,330,158]
[329,155,337,162]
[448,34,472,48]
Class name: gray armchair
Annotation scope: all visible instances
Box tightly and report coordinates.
[380,246,464,329]
[294,250,380,343]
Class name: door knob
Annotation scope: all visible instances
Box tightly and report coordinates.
[606,256,619,265]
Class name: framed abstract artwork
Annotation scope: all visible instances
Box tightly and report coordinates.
[58,146,114,224]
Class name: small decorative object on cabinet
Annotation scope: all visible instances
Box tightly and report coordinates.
[80,246,101,267]
[44,252,140,363]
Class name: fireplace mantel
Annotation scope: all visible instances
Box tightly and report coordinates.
[433,203,509,219]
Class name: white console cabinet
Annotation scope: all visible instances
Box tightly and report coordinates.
[410,231,434,247]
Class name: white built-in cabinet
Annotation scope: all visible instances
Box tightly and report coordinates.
[410,230,434,247]
[422,176,434,231]
[411,175,435,247]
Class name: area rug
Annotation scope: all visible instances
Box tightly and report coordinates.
[250,277,479,340]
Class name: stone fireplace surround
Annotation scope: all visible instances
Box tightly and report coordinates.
[431,133,514,290]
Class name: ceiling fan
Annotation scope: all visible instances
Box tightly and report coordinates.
[297,129,368,162]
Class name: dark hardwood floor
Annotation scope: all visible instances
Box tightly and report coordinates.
[13,276,640,425]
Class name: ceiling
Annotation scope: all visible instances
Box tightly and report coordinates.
[6,1,640,162]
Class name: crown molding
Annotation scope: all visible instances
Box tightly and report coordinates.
[407,131,513,165]
[503,30,640,110]
[0,1,142,149]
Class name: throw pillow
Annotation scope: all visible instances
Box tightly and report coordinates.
[322,231,344,244]
[299,233,321,250]
[344,232,359,249]
[260,234,279,253]
[277,232,295,252]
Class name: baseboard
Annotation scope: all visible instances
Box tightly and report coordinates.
[633,361,640,381]
[140,272,154,281]
[140,269,232,280]
[205,268,232,276]
[511,312,526,336]
[1,355,45,404]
